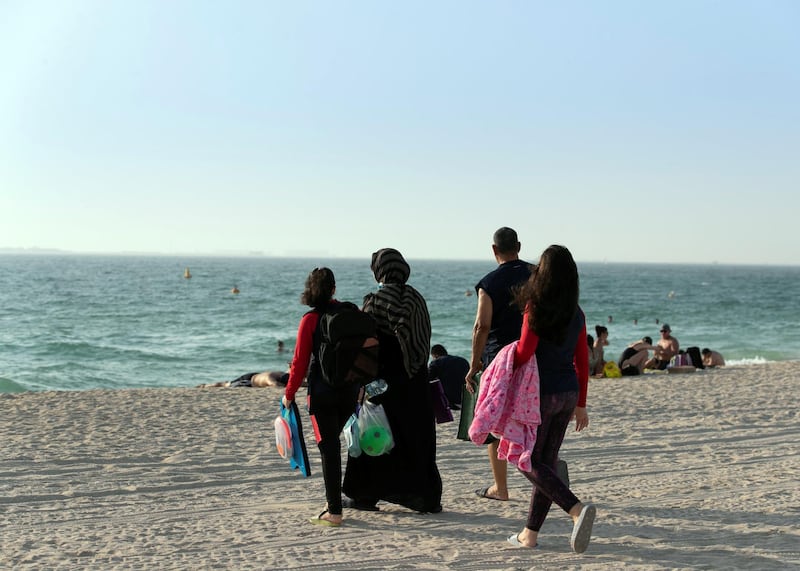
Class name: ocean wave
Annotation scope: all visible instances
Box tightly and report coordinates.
[3,256,799,392]
[0,377,29,393]
[31,340,198,364]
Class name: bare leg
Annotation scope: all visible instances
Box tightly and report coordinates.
[514,502,592,549]
[516,527,539,547]
[486,440,509,500]
[319,508,342,525]
[568,502,584,519]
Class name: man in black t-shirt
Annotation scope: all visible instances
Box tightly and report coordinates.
[467,227,532,501]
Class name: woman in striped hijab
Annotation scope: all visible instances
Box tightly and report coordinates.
[342,248,443,513]
[365,248,432,378]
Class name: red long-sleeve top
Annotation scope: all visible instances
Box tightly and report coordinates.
[513,309,589,408]
[283,310,321,402]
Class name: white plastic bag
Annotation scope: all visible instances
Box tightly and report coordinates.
[357,401,394,456]
[343,412,361,457]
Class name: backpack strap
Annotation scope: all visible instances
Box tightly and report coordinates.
[307,307,327,377]
[309,301,343,375]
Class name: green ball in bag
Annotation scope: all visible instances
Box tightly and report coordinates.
[359,425,392,456]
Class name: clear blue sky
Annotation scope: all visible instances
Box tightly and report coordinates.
[2,1,798,264]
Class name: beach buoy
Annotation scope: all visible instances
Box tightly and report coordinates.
[603,361,622,378]
[184,267,192,279]
[359,426,392,456]
[231,286,240,294]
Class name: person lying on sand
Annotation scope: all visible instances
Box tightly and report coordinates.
[197,371,306,388]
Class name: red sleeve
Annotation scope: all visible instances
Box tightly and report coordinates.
[574,318,589,408]
[284,312,319,402]
[514,309,539,368]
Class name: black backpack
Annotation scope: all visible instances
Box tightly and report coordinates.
[684,346,705,369]
[315,302,380,388]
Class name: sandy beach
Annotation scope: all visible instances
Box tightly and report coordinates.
[2,362,798,570]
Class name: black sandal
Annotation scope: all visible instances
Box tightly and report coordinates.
[342,497,380,511]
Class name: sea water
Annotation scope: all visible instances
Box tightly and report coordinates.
[1,255,798,393]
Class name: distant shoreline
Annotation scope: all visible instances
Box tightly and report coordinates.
[3,359,798,395]
[2,249,798,267]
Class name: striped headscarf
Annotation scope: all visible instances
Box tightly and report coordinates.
[364,248,431,377]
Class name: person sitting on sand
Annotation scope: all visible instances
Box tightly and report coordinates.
[587,334,601,378]
[618,337,653,376]
[644,324,679,370]
[428,344,469,410]
[197,370,298,388]
[701,348,726,367]
[592,325,609,375]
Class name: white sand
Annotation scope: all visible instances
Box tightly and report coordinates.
[2,363,799,570]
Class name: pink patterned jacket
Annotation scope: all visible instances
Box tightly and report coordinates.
[468,341,541,471]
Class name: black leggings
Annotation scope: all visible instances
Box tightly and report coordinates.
[519,391,581,531]
[309,387,358,515]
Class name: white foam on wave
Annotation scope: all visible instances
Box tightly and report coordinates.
[726,356,769,366]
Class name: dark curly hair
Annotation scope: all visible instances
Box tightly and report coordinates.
[516,245,579,344]
[301,267,335,309]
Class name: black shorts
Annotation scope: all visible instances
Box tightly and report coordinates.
[621,365,640,376]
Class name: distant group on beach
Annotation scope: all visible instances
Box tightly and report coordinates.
[586,322,726,378]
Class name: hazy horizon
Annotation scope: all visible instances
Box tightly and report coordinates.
[3,246,798,268]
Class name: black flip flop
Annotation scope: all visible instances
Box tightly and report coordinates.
[475,486,508,501]
[342,497,380,511]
